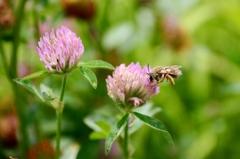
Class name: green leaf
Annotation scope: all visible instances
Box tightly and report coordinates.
[130,102,161,134]
[84,112,114,132]
[78,60,115,70]
[85,120,111,139]
[22,70,50,80]
[84,112,114,139]
[90,132,107,140]
[79,66,98,89]
[133,112,174,147]
[40,84,55,101]
[105,113,129,155]
[95,121,111,134]
[13,78,42,100]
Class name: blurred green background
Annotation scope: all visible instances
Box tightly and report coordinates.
[1,0,240,158]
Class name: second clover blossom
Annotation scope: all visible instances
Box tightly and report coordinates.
[36,26,84,74]
[106,62,159,112]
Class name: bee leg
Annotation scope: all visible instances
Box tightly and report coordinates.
[159,74,165,82]
[166,74,175,86]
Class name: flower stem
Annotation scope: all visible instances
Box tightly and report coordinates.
[9,1,29,153]
[60,76,67,102]
[55,109,62,159]
[0,39,10,78]
[13,86,29,158]
[10,0,27,79]
[1,1,28,157]
[123,121,129,159]
[33,0,40,41]
[55,76,67,159]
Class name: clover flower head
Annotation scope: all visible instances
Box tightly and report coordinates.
[106,62,159,112]
[36,26,84,74]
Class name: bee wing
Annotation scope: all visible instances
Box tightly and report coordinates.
[152,66,163,71]
[152,65,182,74]
[169,65,182,77]
[171,65,182,69]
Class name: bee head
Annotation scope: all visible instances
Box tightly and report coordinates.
[147,73,154,82]
[147,64,154,82]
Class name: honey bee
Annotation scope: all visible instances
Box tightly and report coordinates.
[148,65,182,86]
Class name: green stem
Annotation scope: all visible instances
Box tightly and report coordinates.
[12,85,29,158]
[123,121,129,159]
[10,0,27,79]
[55,108,62,159]
[33,0,40,41]
[55,76,67,159]
[1,29,29,159]
[0,39,10,78]
[60,76,67,102]
[1,1,29,157]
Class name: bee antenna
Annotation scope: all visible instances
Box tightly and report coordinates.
[146,64,152,77]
